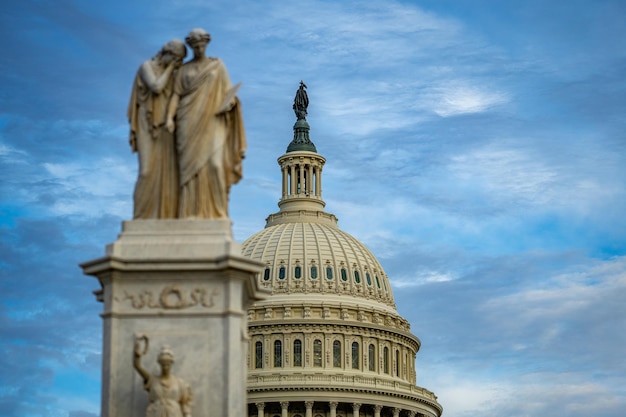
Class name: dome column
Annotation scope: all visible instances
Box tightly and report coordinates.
[392,407,401,417]
[329,401,338,417]
[280,401,289,417]
[352,403,361,417]
[374,404,383,417]
[255,402,265,417]
[305,400,314,417]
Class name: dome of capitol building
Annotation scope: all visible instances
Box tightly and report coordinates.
[242,84,442,417]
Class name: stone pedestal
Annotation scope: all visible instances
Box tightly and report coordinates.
[81,219,268,417]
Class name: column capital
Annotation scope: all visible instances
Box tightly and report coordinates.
[255,402,265,410]
[352,403,362,410]
[280,402,289,410]
[329,402,338,410]
[392,407,401,417]
[305,401,314,409]
[373,405,383,412]
[407,411,417,417]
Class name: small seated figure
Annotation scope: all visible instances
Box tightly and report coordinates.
[133,336,193,417]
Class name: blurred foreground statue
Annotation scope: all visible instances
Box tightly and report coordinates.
[128,39,187,219]
[165,28,246,219]
[133,336,193,417]
[128,29,245,219]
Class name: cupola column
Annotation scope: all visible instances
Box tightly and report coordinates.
[352,403,361,417]
[282,165,288,198]
[290,164,296,195]
[299,162,305,194]
[280,401,289,417]
[315,165,322,197]
[305,400,314,417]
[393,407,401,417]
[374,404,383,417]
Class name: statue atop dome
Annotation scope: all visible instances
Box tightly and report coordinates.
[293,80,309,120]
[287,81,317,153]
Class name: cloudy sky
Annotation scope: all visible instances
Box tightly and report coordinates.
[1,0,625,416]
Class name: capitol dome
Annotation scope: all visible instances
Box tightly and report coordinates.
[243,84,442,417]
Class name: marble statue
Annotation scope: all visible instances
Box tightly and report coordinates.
[128,40,187,219]
[293,80,308,120]
[165,28,246,219]
[133,335,193,417]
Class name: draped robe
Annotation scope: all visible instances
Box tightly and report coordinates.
[144,374,192,417]
[127,60,179,218]
[172,57,246,219]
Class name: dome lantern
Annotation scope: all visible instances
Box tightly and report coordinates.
[274,81,326,216]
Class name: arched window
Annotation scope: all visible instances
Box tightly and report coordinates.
[326,266,333,280]
[263,268,271,281]
[274,340,282,367]
[375,275,381,288]
[368,344,376,371]
[341,268,348,281]
[333,340,341,367]
[383,346,389,374]
[278,266,286,280]
[313,339,322,367]
[354,270,361,284]
[395,349,400,376]
[255,341,263,369]
[294,265,302,279]
[293,340,302,367]
[366,272,372,286]
[352,342,360,369]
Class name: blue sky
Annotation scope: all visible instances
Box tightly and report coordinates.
[1,1,625,416]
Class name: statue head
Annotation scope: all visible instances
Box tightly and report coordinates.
[162,39,187,60]
[157,346,175,365]
[185,28,211,46]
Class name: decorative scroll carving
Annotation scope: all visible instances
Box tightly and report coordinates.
[120,285,218,310]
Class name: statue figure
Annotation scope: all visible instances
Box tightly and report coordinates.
[127,40,187,219]
[133,335,193,417]
[166,28,246,219]
[293,80,308,120]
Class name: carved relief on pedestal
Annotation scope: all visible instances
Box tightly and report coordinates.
[118,285,218,310]
[133,336,193,417]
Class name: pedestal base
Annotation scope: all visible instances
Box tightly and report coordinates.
[81,219,268,417]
